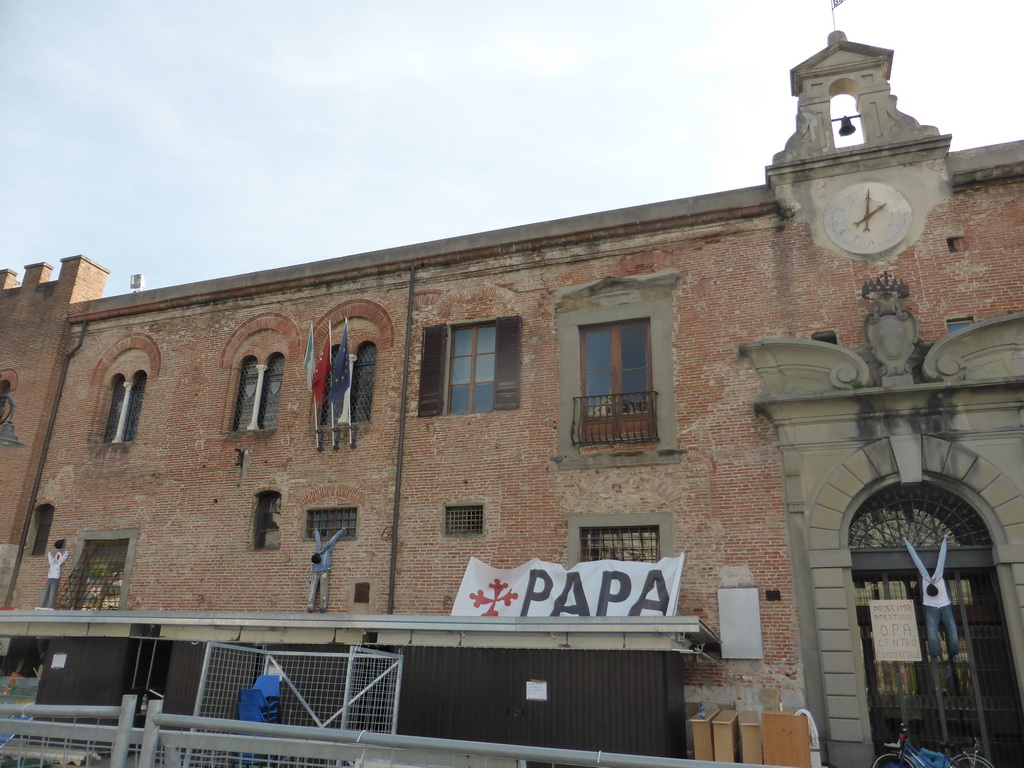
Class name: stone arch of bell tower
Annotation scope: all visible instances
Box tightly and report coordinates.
[773,31,939,163]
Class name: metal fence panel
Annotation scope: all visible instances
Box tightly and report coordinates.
[194,643,402,734]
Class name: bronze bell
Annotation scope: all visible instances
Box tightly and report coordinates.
[837,115,856,137]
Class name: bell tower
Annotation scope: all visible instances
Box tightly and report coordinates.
[767,32,953,262]
[773,30,940,162]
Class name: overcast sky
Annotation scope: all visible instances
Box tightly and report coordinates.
[1,1,1017,297]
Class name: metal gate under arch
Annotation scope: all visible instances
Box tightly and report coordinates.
[849,482,1023,764]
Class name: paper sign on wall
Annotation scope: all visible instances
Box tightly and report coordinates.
[869,599,922,662]
[526,680,548,701]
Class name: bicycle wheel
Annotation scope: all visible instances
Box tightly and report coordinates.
[951,753,995,768]
[872,752,907,768]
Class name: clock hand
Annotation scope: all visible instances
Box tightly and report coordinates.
[853,192,886,232]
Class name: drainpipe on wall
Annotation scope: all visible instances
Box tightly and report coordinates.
[387,265,415,613]
[4,321,88,607]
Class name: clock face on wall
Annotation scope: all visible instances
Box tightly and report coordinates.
[823,183,913,254]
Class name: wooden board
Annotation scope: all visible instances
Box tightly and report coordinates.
[739,710,763,765]
[712,708,739,762]
[761,711,811,768]
[688,708,718,761]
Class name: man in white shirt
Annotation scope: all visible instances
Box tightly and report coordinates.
[904,536,961,661]
[39,539,69,610]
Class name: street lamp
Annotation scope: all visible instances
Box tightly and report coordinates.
[0,393,25,450]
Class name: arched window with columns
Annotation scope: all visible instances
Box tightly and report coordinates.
[103,371,146,443]
[233,353,285,431]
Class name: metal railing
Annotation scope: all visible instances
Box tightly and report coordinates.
[571,391,658,446]
[3,695,782,768]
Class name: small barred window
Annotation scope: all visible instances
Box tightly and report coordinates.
[579,525,660,563]
[305,507,357,539]
[444,504,484,536]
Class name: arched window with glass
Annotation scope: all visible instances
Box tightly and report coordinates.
[253,491,282,550]
[233,353,285,431]
[351,342,376,423]
[103,370,146,443]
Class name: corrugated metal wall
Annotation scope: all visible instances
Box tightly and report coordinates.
[36,637,132,706]
[396,647,687,758]
[163,640,207,714]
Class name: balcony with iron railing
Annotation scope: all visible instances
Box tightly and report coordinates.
[571,391,658,446]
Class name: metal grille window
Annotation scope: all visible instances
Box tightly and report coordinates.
[352,342,376,423]
[123,371,146,441]
[444,504,484,536]
[254,491,282,550]
[233,357,259,429]
[103,375,126,442]
[31,504,54,557]
[579,525,660,563]
[233,353,285,430]
[62,538,129,610]
[848,484,992,548]
[305,507,357,539]
[258,353,284,428]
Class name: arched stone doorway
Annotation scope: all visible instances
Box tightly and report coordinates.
[847,482,1021,762]
[801,436,1024,765]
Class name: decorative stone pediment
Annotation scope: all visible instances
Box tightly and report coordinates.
[772,31,940,165]
[738,339,870,399]
[923,312,1024,382]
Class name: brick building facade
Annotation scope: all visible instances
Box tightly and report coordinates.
[2,33,1023,765]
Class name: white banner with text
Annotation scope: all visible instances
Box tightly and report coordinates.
[451,555,685,617]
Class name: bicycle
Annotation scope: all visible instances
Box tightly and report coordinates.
[871,726,994,768]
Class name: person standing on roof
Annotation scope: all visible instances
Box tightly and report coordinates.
[39,539,69,610]
[307,528,345,613]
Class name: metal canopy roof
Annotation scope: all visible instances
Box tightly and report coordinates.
[0,610,720,654]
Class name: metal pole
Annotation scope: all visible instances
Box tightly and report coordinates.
[109,694,137,768]
[387,264,415,614]
[138,698,163,768]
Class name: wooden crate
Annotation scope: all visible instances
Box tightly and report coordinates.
[712,708,740,762]
[761,711,811,768]
[688,707,718,761]
[738,710,763,765]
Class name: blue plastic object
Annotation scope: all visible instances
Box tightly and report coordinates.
[252,675,280,723]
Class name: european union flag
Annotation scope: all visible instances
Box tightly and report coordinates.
[327,320,350,407]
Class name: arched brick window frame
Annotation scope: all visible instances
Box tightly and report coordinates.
[253,488,284,550]
[220,314,299,432]
[312,301,395,424]
[91,335,160,444]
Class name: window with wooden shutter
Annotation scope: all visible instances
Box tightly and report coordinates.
[417,325,447,416]
[417,317,522,416]
[494,315,522,410]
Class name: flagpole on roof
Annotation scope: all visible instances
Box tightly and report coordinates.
[831,0,844,30]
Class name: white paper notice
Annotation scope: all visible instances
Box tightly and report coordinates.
[525,680,548,701]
